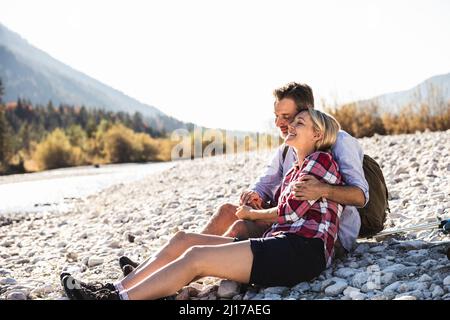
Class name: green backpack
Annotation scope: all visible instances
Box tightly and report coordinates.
[357,155,390,238]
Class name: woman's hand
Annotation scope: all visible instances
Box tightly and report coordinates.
[235,205,255,220]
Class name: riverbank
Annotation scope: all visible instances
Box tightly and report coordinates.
[1,130,449,300]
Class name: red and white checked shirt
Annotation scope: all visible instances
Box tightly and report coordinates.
[263,151,344,267]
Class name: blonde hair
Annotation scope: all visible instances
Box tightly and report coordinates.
[305,109,341,151]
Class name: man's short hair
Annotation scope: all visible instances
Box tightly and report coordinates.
[273,82,314,111]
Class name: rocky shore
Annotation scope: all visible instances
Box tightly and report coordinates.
[1,130,449,300]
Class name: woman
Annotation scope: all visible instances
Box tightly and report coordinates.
[61,108,343,300]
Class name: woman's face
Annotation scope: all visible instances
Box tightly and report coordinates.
[285,111,320,153]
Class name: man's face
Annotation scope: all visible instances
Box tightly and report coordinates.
[274,98,298,138]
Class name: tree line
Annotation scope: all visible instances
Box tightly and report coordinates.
[0,77,169,174]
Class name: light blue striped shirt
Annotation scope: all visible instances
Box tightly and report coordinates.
[250,130,369,251]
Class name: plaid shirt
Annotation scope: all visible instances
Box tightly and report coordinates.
[263,151,344,267]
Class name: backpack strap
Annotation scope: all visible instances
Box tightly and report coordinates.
[281,145,289,164]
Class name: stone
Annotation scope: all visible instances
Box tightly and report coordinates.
[443,276,450,286]
[311,281,322,292]
[394,295,417,300]
[334,268,357,279]
[196,285,218,298]
[0,268,12,276]
[66,252,78,262]
[405,253,428,264]
[369,246,386,253]
[217,280,240,299]
[262,293,282,300]
[250,293,266,300]
[351,292,367,300]
[396,240,429,251]
[354,244,370,255]
[31,284,55,296]
[8,285,33,296]
[125,232,135,243]
[383,281,402,293]
[418,274,433,282]
[87,256,104,268]
[108,241,121,249]
[291,282,311,293]
[421,259,437,269]
[383,264,416,277]
[320,278,336,291]
[343,286,360,297]
[381,272,397,286]
[432,286,444,298]
[396,290,424,300]
[370,294,388,300]
[286,291,301,300]
[262,286,289,296]
[352,272,370,288]
[397,282,412,293]
[243,291,257,300]
[325,281,348,297]
[0,277,17,285]
[7,291,27,300]
[374,258,392,269]
[175,288,190,300]
[57,241,67,248]
[413,282,428,291]
[184,284,202,297]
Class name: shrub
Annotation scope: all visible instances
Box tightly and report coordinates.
[133,133,159,162]
[102,124,136,163]
[102,124,159,163]
[32,129,84,170]
[325,101,449,137]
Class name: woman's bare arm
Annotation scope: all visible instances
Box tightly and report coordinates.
[236,206,278,223]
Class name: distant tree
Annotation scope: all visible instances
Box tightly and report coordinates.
[132,112,146,133]
[66,124,87,148]
[0,78,4,103]
[17,123,32,150]
[0,106,13,167]
[78,106,89,129]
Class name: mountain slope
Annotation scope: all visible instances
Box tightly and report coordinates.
[0,23,191,131]
[355,73,450,113]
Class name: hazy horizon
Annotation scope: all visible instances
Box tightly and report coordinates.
[1,0,450,132]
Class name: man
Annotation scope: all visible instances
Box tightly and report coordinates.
[200,82,368,255]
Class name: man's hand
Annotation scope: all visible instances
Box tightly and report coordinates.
[235,205,254,220]
[240,190,263,209]
[292,175,328,201]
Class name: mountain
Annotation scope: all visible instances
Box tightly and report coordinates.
[0,23,193,132]
[354,73,450,113]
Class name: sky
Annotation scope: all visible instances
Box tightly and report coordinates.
[0,0,449,132]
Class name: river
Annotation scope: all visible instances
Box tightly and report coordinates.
[0,161,174,214]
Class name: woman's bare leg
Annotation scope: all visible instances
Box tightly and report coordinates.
[200,203,239,235]
[120,232,234,289]
[223,219,273,238]
[123,241,253,300]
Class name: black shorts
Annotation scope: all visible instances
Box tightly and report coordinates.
[248,233,326,287]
